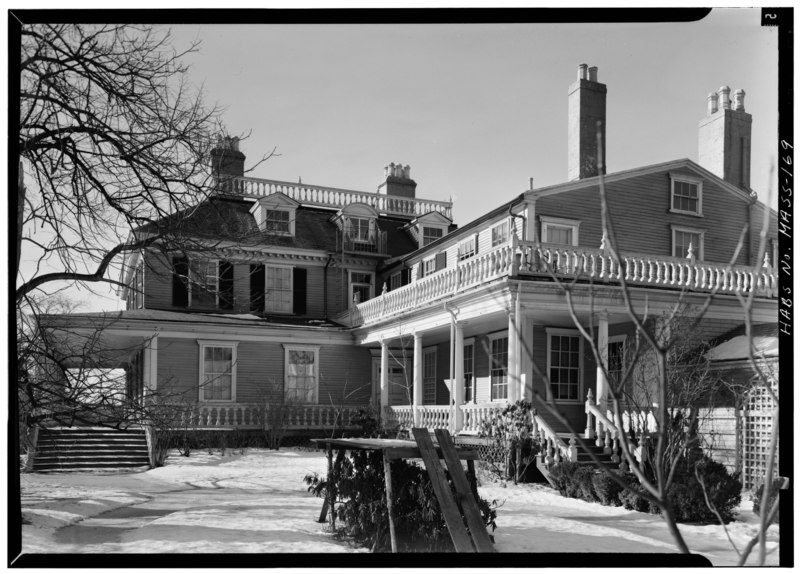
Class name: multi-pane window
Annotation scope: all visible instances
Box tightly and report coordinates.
[351,217,371,242]
[422,226,444,246]
[389,272,402,291]
[672,229,703,259]
[423,348,437,404]
[549,333,581,401]
[463,342,475,403]
[285,346,318,403]
[541,216,580,246]
[490,335,508,401]
[491,221,509,247]
[423,258,437,276]
[458,236,477,261]
[671,179,701,215]
[265,266,293,313]
[350,271,373,306]
[265,209,291,234]
[190,260,218,308]
[198,342,237,401]
[545,225,573,245]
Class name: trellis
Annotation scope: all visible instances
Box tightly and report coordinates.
[741,379,779,490]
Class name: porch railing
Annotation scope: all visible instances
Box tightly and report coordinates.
[182,403,366,430]
[459,403,505,433]
[334,239,778,327]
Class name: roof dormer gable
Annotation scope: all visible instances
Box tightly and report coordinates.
[250,192,300,235]
[407,211,453,247]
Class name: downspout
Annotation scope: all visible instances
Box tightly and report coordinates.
[508,203,527,241]
[323,253,334,320]
[444,303,458,433]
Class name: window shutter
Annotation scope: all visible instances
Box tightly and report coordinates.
[172,257,189,308]
[474,233,480,254]
[417,262,425,279]
[435,252,447,272]
[218,261,234,310]
[401,267,411,286]
[293,267,307,315]
[250,264,265,313]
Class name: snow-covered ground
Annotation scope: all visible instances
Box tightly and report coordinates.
[17,448,779,564]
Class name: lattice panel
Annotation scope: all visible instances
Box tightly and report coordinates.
[741,380,779,490]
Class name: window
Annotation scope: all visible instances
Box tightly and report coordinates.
[671,226,704,259]
[284,345,319,403]
[540,216,580,246]
[491,221,509,247]
[422,226,444,246]
[265,266,293,313]
[670,176,703,216]
[607,336,626,387]
[351,217,371,242]
[190,260,218,308]
[423,348,437,404]
[464,341,475,403]
[490,334,508,401]
[458,236,477,261]
[265,209,291,234]
[389,272,402,291]
[198,341,237,402]
[349,271,373,306]
[548,330,582,401]
[423,257,437,276]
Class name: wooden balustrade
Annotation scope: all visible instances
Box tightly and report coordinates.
[181,403,366,430]
[531,412,576,463]
[459,403,505,433]
[219,176,452,219]
[386,405,414,431]
[416,406,451,430]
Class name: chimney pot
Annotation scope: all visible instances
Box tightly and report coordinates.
[578,63,588,80]
[707,92,719,115]
[588,66,598,82]
[718,86,731,110]
[733,89,746,112]
[403,164,411,178]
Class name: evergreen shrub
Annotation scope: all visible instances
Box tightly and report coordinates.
[591,470,624,506]
[752,478,782,523]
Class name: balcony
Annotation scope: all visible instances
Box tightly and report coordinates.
[334,239,778,328]
[217,176,453,220]
[342,230,389,256]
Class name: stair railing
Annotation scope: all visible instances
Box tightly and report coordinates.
[531,411,577,464]
[585,389,622,463]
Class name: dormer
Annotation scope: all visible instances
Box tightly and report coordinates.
[332,203,387,255]
[250,193,299,236]
[407,211,452,248]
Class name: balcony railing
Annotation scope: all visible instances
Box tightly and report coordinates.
[334,239,778,327]
[180,403,367,430]
[217,176,453,220]
[342,230,389,256]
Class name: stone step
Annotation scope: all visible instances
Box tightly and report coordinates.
[32,428,150,473]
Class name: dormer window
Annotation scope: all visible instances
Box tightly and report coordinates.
[540,216,581,246]
[250,193,298,236]
[409,211,452,248]
[351,217,372,243]
[335,203,386,255]
[422,226,444,246]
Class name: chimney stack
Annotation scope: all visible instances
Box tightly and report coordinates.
[698,85,752,190]
[377,162,417,198]
[210,136,246,183]
[567,64,607,180]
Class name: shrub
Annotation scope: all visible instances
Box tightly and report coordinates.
[753,478,782,523]
[617,473,650,512]
[548,461,580,497]
[304,449,497,552]
[591,471,624,506]
[478,400,539,483]
[666,453,741,523]
[573,465,598,502]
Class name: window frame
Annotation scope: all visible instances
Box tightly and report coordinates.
[421,226,445,246]
[283,344,320,404]
[489,331,509,402]
[491,221,510,248]
[264,264,294,314]
[671,224,705,260]
[422,346,437,405]
[350,217,372,243]
[349,270,374,307]
[540,215,581,246]
[463,338,475,404]
[457,235,478,261]
[546,328,583,403]
[264,208,293,235]
[189,259,219,308]
[669,174,704,217]
[197,340,238,403]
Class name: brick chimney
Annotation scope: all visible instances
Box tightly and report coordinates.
[377,162,417,198]
[210,136,246,182]
[698,86,752,190]
[568,64,607,180]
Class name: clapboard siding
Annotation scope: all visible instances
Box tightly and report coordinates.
[318,345,372,404]
[535,170,752,265]
[157,338,200,398]
[143,252,175,310]
[698,407,739,473]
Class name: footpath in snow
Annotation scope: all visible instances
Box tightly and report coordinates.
[17,448,779,565]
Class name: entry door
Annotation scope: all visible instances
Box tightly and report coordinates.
[372,358,412,406]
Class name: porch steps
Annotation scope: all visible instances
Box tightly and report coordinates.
[32,427,150,472]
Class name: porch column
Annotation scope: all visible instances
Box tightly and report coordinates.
[596,311,609,411]
[520,315,533,402]
[413,332,423,427]
[143,333,158,394]
[380,339,390,416]
[507,301,520,404]
[452,323,465,433]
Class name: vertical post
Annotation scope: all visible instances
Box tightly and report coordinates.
[326,444,335,529]
[507,299,519,404]
[144,332,159,395]
[380,339,390,421]
[413,332,423,427]
[596,311,609,411]
[453,323,465,433]
[383,450,398,553]
[521,318,534,402]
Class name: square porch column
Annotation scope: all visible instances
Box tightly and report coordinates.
[596,311,609,410]
[413,332,423,427]
[452,323,465,433]
[380,339,390,415]
[507,306,520,404]
[143,334,158,394]
[520,316,533,402]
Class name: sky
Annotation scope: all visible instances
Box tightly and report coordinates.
[167,8,779,230]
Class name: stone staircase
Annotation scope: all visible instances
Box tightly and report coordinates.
[32,427,151,472]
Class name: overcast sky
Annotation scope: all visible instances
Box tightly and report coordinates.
[169,8,778,229]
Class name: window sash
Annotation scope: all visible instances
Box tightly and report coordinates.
[200,344,235,401]
[265,209,291,233]
[490,336,508,400]
[351,218,371,242]
[190,260,218,307]
[350,272,373,305]
[545,225,573,246]
[673,230,701,258]
[265,266,293,313]
[491,222,509,247]
[463,343,474,403]
[423,349,437,404]
[549,334,580,401]
[422,226,443,246]
[285,348,318,403]
[458,237,476,261]
[672,181,699,213]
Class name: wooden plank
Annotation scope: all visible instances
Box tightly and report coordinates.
[412,428,475,553]
[318,448,347,523]
[435,429,495,553]
[384,446,479,461]
[383,450,398,553]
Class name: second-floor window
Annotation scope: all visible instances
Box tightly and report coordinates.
[174,259,233,310]
[670,176,703,216]
[265,209,291,234]
[540,216,580,246]
[672,226,704,260]
[458,236,477,261]
[349,271,373,306]
[190,260,218,308]
[491,221,509,247]
[265,266,293,313]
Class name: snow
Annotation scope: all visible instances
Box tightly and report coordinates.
[705,335,778,361]
[18,448,779,564]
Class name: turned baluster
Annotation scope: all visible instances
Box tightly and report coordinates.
[568,437,578,462]
[611,431,620,463]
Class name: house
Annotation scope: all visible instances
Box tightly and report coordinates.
[35,65,779,473]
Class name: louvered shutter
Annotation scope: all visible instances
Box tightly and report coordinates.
[435,252,447,272]
[293,267,307,315]
[417,262,425,279]
[172,257,189,307]
[250,264,265,313]
[401,267,411,286]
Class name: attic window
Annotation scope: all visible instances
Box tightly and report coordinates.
[265,209,291,234]
[422,226,444,246]
[351,217,372,243]
[670,175,703,216]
